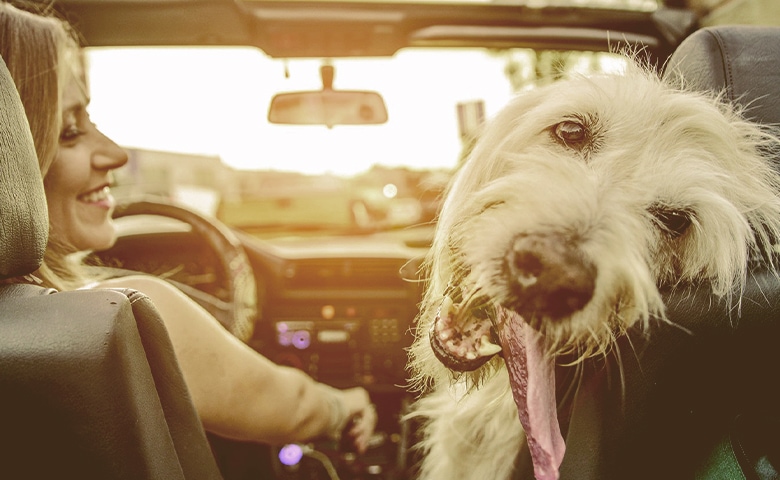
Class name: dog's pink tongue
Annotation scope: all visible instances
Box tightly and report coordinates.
[497,309,565,480]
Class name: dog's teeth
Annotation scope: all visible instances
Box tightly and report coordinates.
[466,351,477,360]
[441,295,456,317]
[516,274,537,288]
[476,335,502,356]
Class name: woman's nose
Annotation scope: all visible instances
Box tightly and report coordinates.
[92,128,129,171]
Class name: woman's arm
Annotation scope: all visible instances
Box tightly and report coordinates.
[94,274,376,450]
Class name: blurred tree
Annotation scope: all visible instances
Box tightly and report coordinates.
[497,48,624,92]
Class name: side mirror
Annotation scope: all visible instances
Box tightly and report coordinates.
[267,64,388,127]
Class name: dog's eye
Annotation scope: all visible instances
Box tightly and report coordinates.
[552,120,589,150]
[478,200,505,214]
[649,205,693,238]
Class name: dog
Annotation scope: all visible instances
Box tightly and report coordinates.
[406,60,780,480]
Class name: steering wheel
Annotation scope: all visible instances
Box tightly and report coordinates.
[111,198,258,342]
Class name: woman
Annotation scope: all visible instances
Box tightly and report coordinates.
[0,1,376,451]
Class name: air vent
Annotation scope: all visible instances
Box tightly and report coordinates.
[283,258,406,288]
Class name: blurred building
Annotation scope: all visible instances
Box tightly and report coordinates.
[112,148,234,216]
[689,0,780,25]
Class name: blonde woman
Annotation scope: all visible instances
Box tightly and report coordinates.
[0,1,376,451]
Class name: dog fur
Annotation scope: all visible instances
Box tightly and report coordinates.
[407,61,780,480]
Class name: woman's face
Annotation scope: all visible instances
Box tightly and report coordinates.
[45,74,128,253]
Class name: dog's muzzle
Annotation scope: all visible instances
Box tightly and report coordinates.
[429,233,597,373]
[504,233,596,327]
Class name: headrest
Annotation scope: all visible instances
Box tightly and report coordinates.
[663,25,780,126]
[0,56,48,280]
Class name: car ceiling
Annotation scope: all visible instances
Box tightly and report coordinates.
[49,0,698,62]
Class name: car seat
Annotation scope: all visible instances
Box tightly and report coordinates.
[511,26,780,480]
[0,55,222,479]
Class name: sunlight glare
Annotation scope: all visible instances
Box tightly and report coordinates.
[86,47,514,176]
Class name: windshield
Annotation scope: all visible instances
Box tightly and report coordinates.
[87,46,626,234]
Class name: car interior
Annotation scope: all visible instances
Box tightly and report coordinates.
[0,1,778,479]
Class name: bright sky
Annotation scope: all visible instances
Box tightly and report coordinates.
[85,47,516,176]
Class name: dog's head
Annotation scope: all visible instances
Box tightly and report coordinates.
[410,63,780,387]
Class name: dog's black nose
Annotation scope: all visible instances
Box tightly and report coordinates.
[505,233,596,322]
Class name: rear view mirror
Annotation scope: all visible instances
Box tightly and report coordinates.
[267,64,388,127]
[268,89,388,126]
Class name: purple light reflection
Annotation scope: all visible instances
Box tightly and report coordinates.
[292,330,311,349]
[279,444,304,466]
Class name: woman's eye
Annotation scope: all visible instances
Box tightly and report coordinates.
[59,125,83,143]
[552,120,588,150]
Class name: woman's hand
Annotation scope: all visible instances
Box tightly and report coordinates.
[337,387,378,454]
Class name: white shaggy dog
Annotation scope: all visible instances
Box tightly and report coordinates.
[407,61,780,480]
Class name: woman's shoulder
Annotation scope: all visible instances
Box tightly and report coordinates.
[90,274,184,300]
[89,274,208,323]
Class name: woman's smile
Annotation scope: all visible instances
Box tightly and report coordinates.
[77,185,115,209]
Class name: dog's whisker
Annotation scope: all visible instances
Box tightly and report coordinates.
[661,317,694,337]
[608,338,629,415]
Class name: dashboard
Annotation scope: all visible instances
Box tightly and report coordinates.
[94,220,431,479]
[246,236,427,478]
[246,236,425,389]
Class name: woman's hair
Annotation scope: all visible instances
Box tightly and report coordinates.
[1,1,92,290]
